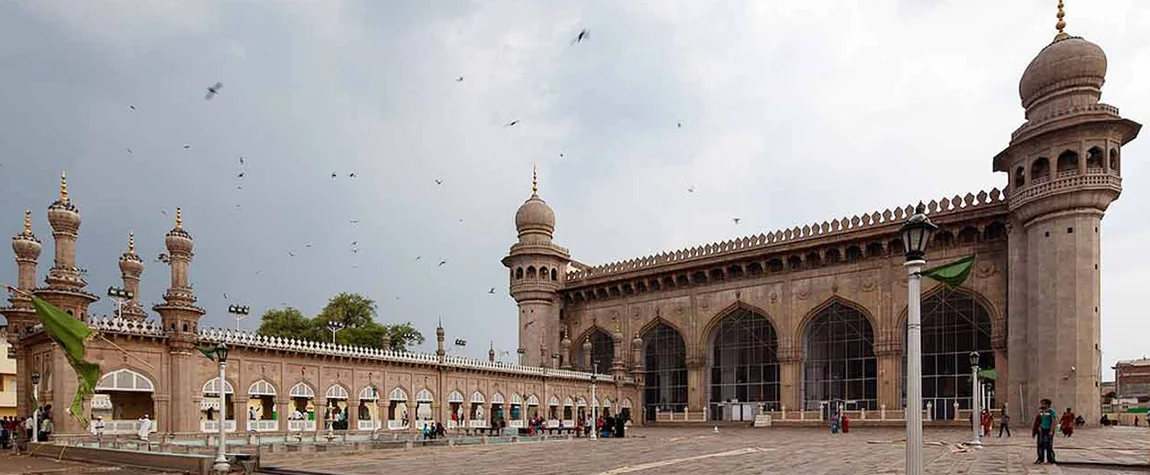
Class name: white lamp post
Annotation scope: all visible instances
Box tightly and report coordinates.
[590,360,599,440]
[213,344,231,474]
[31,372,40,444]
[107,286,133,318]
[327,320,345,344]
[900,202,936,475]
[228,305,250,331]
[969,351,982,446]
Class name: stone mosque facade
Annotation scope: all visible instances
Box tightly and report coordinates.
[1,14,1140,437]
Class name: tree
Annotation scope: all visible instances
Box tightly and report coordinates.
[256,294,425,352]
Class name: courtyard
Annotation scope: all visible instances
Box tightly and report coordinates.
[258,426,1150,475]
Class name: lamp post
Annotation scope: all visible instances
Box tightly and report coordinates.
[969,351,982,446]
[590,360,599,440]
[107,286,133,318]
[228,305,250,331]
[900,202,937,475]
[213,344,230,474]
[326,320,345,344]
[31,371,40,444]
[517,348,526,366]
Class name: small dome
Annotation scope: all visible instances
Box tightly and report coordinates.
[514,194,555,236]
[47,201,80,233]
[1019,36,1107,108]
[12,234,41,260]
[119,253,143,274]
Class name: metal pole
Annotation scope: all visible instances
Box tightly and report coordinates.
[904,259,924,475]
[32,382,39,444]
[970,363,981,446]
[214,360,230,473]
[591,362,598,440]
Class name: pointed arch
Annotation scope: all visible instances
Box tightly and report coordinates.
[795,296,878,344]
[247,379,277,397]
[799,297,877,410]
[387,386,407,401]
[526,394,540,406]
[359,386,380,401]
[705,301,781,411]
[699,300,780,348]
[202,377,235,395]
[96,368,155,392]
[416,389,434,402]
[289,382,315,398]
[573,324,615,371]
[470,391,485,404]
[642,319,687,421]
[510,393,523,405]
[447,390,464,403]
[491,392,505,404]
[326,384,349,400]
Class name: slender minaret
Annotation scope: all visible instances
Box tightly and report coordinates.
[117,231,147,321]
[2,211,41,418]
[610,323,625,380]
[502,165,570,367]
[582,338,592,370]
[436,319,445,363]
[559,330,572,369]
[153,207,206,433]
[37,172,99,321]
[489,341,496,363]
[996,3,1141,424]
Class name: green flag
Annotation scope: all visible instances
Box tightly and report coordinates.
[921,256,975,289]
[979,368,998,380]
[196,344,221,362]
[29,295,100,426]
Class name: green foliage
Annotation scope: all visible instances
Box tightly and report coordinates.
[255,293,424,352]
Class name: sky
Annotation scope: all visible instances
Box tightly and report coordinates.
[0,0,1147,374]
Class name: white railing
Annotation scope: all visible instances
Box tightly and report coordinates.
[446,420,460,429]
[200,420,236,433]
[358,420,380,431]
[288,420,316,432]
[94,419,158,435]
[468,420,488,428]
[509,420,524,428]
[387,420,409,430]
[546,420,559,428]
[247,420,278,432]
[562,419,574,428]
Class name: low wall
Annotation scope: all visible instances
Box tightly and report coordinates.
[30,442,215,475]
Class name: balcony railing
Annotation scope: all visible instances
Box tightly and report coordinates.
[467,420,488,428]
[357,420,380,431]
[508,420,524,428]
[200,420,236,433]
[287,420,316,432]
[247,420,278,432]
[91,419,159,435]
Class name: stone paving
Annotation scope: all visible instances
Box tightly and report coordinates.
[0,452,179,474]
[261,426,1150,475]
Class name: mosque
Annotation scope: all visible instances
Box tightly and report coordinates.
[1,6,1139,436]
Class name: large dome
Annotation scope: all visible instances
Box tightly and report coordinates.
[1019,35,1107,108]
[514,193,555,235]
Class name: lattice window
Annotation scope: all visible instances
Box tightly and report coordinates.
[708,307,780,409]
[248,380,276,396]
[643,322,687,420]
[96,369,154,392]
[801,301,877,410]
[326,385,349,400]
[290,382,315,398]
[574,329,615,371]
[903,288,994,419]
[359,386,379,401]
[387,387,407,401]
[447,390,464,403]
[470,391,485,404]
[526,394,540,406]
[202,377,235,395]
[491,392,505,404]
[416,389,434,402]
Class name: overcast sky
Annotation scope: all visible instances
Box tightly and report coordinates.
[1,0,1147,374]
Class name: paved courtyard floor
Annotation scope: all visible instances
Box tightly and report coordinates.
[262,426,1150,475]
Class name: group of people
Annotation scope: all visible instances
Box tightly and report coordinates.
[0,405,54,450]
[420,422,447,439]
[579,413,628,438]
[829,412,850,434]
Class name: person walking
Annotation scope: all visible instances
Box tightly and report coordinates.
[1059,408,1075,437]
[1033,398,1057,464]
[998,411,1011,437]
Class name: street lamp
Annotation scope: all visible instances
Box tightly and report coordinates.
[590,360,599,440]
[213,344,230,474]
[31,371,41,443]
[107,286,133,318]
[227,305,250,331]
[900,202,936,475]
[969,351,982,446]
[517,348,526,366]
[326,320,345,344]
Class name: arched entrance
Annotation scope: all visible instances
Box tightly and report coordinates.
[903,288,995,420]
[574,329,615,371]
[357,386,380,431]
[446,390,464,428]
[491,392,506,425]
[469,391,487,428]
[92,369,156,435]
[414,389,435,430]
[325,385,349,430]
[509,393,525,428]
[288,382,316,431]
[643,322,687,422]
[246,380,278,432]
[386,387,408,430]
[200,377,235,433]
[801,301,878,413]
[707,307,780,421]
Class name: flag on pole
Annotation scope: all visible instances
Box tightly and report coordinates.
[29,295,100,426]
[921,256,976,289]
[196,344,222,361]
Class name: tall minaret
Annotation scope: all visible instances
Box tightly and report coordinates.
[502,166,570,368]
[996,3,1141,424]
[153,207,206,433]
[117,231,147,320]
[37,171,98,320]
[1,211,41,418]
[436,319,446,363]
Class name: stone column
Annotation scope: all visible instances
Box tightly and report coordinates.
[876,350,902,411]
[348,398,359,431]
[277,398,290,431]
[777,344,802,411]
[685,351,706,412]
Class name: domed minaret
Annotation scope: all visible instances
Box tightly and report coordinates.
[501,166,570,368]
[117,231,147,321]
[37,172,99,321]
[996,2,1141,424]
[3,211,42,337]
[153,207,205,338]
[559,330,572,369]
[630,332,644,387]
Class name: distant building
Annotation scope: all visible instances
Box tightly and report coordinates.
[1114,358,1150,403]
[0,330,15,417]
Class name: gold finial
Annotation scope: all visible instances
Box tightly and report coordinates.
[531,163,538,194]
[60,171,68,203]
[1055,0,1067,36]
[614,321,622,333]
[23,210,31,234]
[128,231,135,253]
[175,207,182,229]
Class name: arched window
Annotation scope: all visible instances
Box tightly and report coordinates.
[865,242,885,259]
[767,259,784,272]
[516,267,523,279]
[360,386,380,401]
[388,387,407,401]
[326,385,349,400]
[526,266,536,279]
[290,382,315,399]
[643,323,687,422]
[708,307,780,416]
[94,369,156,424]
[1110,148,1120,172]
[1086,147,1104,169]
[1056,150,1078,174]
[957,226,979,244]
[787,256,803,271]
[1014,166,1026,188]
[903,288,994,420]
[845,246,863,263]
[96,369,155,392]
[805,252,822,268]
[248,380,276,397]
[1031,156,1050,181]
[551,269,558,281]
[539,266,548,279]
[574,329,614,371]
[933,230,954,247]
[802,301,877,410]
[202,377,235,395]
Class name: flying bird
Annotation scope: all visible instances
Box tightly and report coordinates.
[415,256,422,261]
[331,172,337,179]
[288,251,297,257]
[572,28,590,45]
[733,218,741,224]
[455,76,464,82]
[223,293,228,299]
[305,243,313,248]
[128,105,136,111]
[434,179,443,185]
[687,186,695,193]
[183,144,191,150]
[559,153,565,158]
[239,156,246,165]
[350,220,360,224]
[204,82,224,100]
[488,287,496,294]
[350,241,358,246]
[161,209,168,216]
[126,148,133,154]
[155,253,170,263]
[348,173,356,178]
[235,185,242,190]
[504,120,520,127]
[237,172,245,178]
[438,260,447,267]
[677,122,682,128]
[351,248,359,254]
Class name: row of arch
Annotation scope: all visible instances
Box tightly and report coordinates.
[562,222,1004,305]
[572,288,995,421]
[1014,146,1120,188]
[513,265,560,281]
